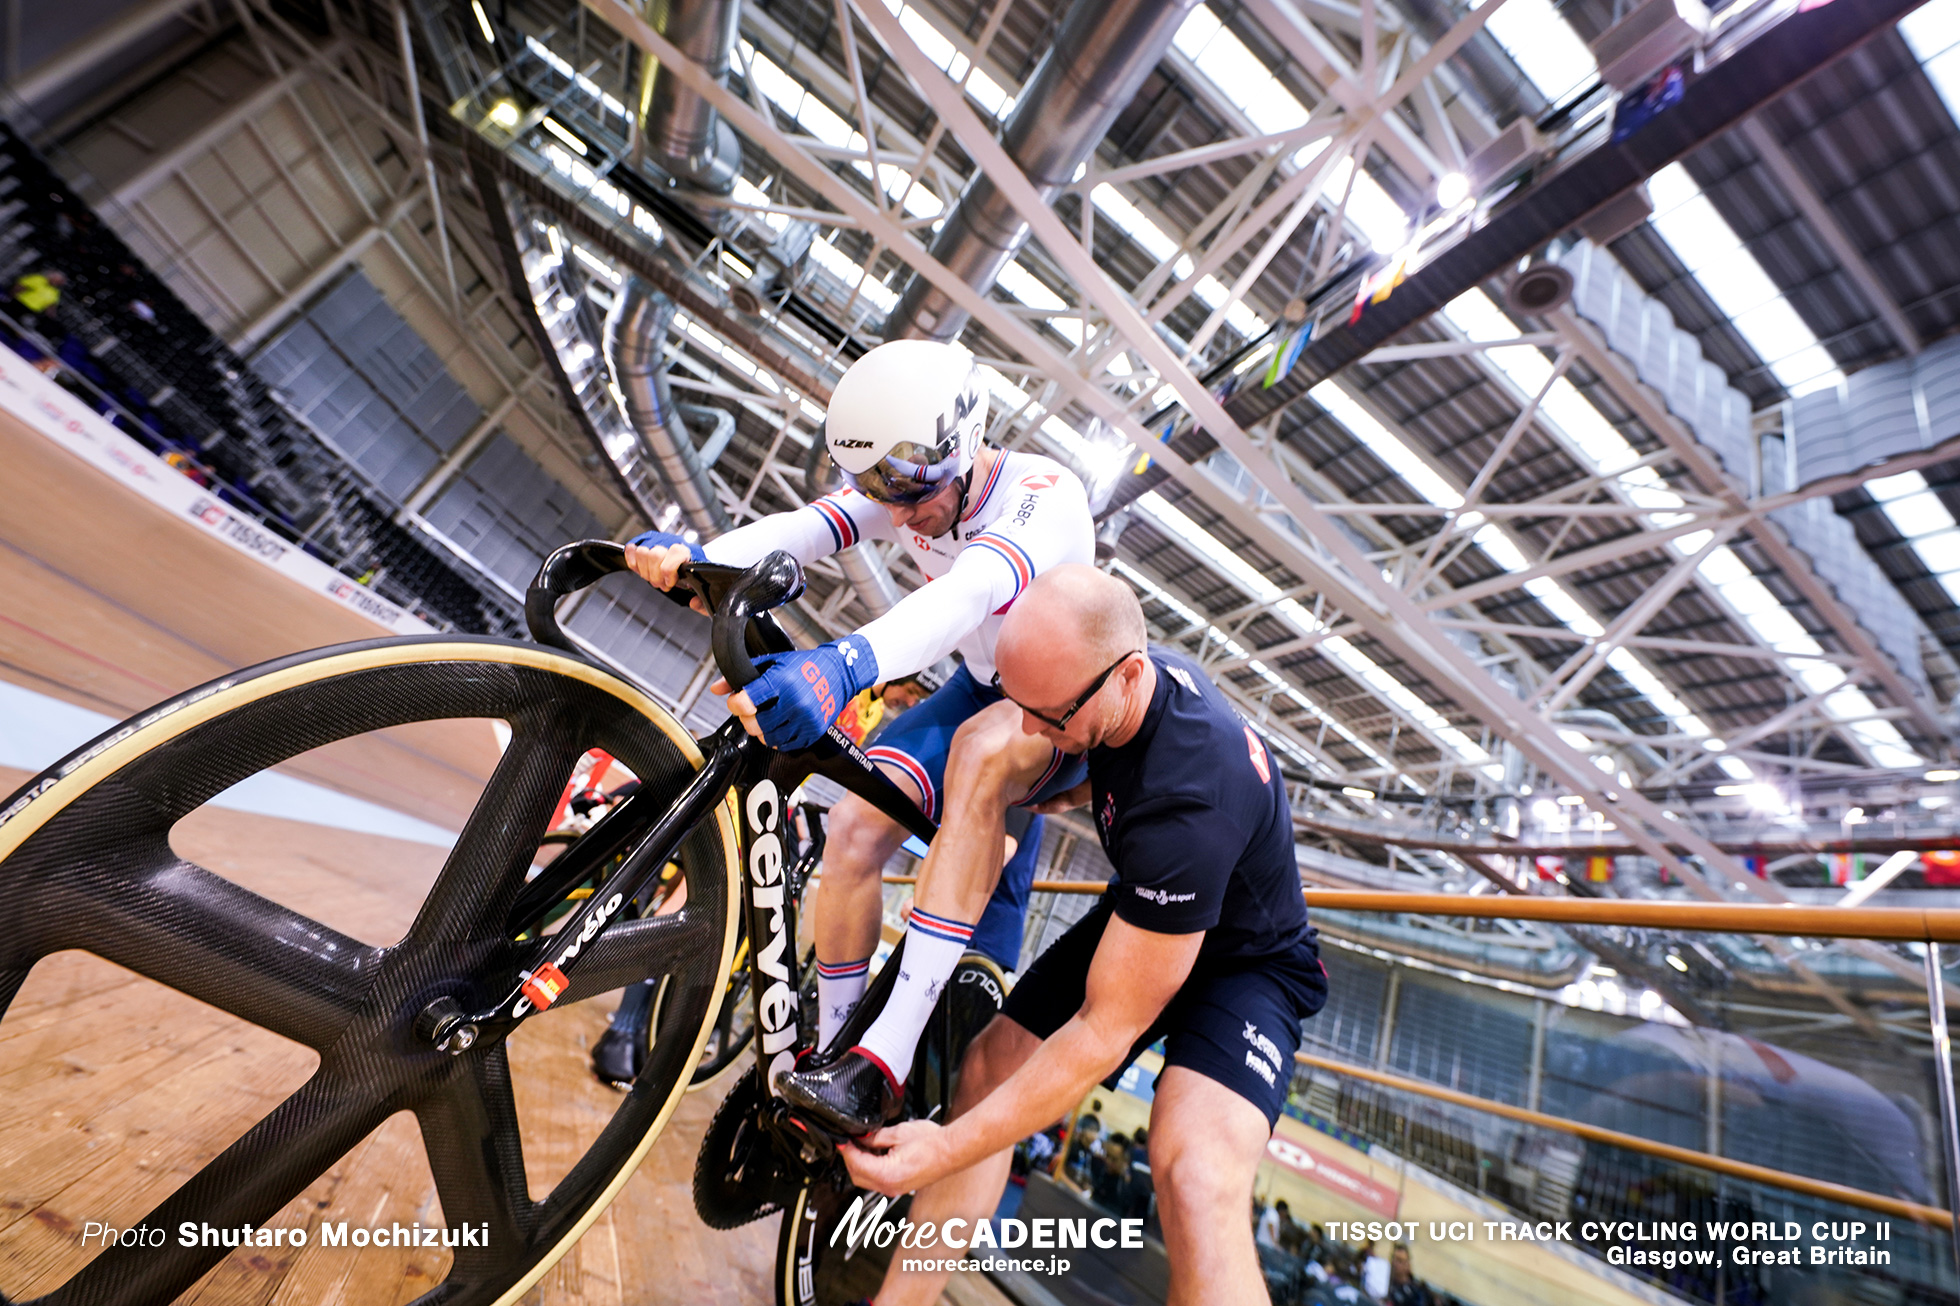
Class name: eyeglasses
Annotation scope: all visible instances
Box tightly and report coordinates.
[993,650,1142,730]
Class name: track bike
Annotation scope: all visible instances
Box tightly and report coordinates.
[0,543,999,1306]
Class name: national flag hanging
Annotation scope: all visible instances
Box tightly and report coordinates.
[1740,854,1767,879]
[1586,855,1613,883]
[1263,318,1315,389]
[1348,248,1413,325]
[1828,854,1866,886]
[1924,850,1960,887]
[1535,855,1564,881]
[1610,65,1686,144]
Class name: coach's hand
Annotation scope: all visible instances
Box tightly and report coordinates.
[844,1118,956,1196]
[624,530,709,614]
[720,635,879,751]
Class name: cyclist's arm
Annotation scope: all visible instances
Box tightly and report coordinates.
[854,470,1092,680]
[701,488,891,569]
[875,916,1202,1181]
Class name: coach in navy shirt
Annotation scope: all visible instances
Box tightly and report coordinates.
[846,564,1326,1306]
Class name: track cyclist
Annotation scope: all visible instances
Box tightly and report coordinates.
[614,339,1093,1126]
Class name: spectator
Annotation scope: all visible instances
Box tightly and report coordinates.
[1256,1198,1288,1249]
[1361,1239,1390,1300]
[1062,1113,1101,1188]
[12,268,63,317]
[1386,1243,1432,1306]
[1278,1203,1307,1257]
[1090,1135,1149,1220]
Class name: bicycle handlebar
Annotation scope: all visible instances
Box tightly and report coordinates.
[526,540,631,654]
[526,541,805,691]
[698,550,803,691]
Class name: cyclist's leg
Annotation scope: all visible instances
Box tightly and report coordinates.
[856,699,1056,1084]
[873,1014,1042,1306]
[810,786,916,1045]
[809,668,988,1047]
[966,809,1042,973]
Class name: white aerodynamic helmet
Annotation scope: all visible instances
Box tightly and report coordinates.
[824,340,987,506]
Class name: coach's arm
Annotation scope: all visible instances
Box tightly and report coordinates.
[844,915,1201,1196]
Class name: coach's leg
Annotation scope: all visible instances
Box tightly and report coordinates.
[810,776,918,1047]
[1149,1067,1275,1306]
[856,701,1052,1082]
[874,1016,1041,1306]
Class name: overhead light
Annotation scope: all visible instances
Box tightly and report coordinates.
[471,0,496,43]
[487,99,520,129]
[1436,171,1470,208]
[1593,966,1618,977]
[1713,784,1746,796]
[1341,786,1376,800]
[1844,806,1868,825]
[1665,953,1689,972]
[1703,738,1728,751]
[540,116,588,155]
[1557,794,1587,806]
[1745,784,1783,812]
[1927,769,1960,783]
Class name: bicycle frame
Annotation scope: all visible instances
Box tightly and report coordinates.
[435,542,935,1150]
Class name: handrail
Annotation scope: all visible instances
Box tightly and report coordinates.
[880,876,1960,941]
[1291,1050,1954,1230]
[1292,810,1960,859]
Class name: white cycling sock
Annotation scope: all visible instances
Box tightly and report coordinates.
[855,907,974,1087]
[815,955,871,1049]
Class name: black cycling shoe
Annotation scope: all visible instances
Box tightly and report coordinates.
[775,1047,902,1138]
[591,1025,644,1090]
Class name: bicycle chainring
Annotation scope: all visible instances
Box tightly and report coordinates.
[693,1065,800,1229]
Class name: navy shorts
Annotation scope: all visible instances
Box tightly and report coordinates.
[865,666,1084,972]
[1001,901,1329,1126]
[863,664,1087,821]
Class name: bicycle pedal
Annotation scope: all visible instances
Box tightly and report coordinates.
[775,1107,848,1165]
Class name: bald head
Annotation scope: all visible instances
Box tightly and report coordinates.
[996,563,1146,716]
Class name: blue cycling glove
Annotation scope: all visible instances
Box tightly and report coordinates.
[744,635,879,751]
[627,529,707,562]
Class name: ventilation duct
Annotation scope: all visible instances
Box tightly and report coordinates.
[605,277,731,535]
[640,0,744,194]
[884,0,1199,341]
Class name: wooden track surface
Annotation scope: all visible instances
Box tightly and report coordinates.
[0,406,500,830]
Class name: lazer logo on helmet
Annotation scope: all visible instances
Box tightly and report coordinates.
[745,779,800,1085]
[933,383,982,444]
[833,438,874,449]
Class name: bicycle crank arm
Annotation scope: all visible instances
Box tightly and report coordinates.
[445,725,760,1052]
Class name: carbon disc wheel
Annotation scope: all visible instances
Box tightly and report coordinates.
[0,636,741,1306]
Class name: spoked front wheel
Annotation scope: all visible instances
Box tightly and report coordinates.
[0,637,741,1306]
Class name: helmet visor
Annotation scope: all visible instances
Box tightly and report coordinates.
[841,441,964,505]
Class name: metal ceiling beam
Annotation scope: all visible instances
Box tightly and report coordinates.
[1247,0,1931,412]
[1736,116,1923,357]
[1547,303,1947,747]
[1106,0,1935,517]
[11,0,207,105]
